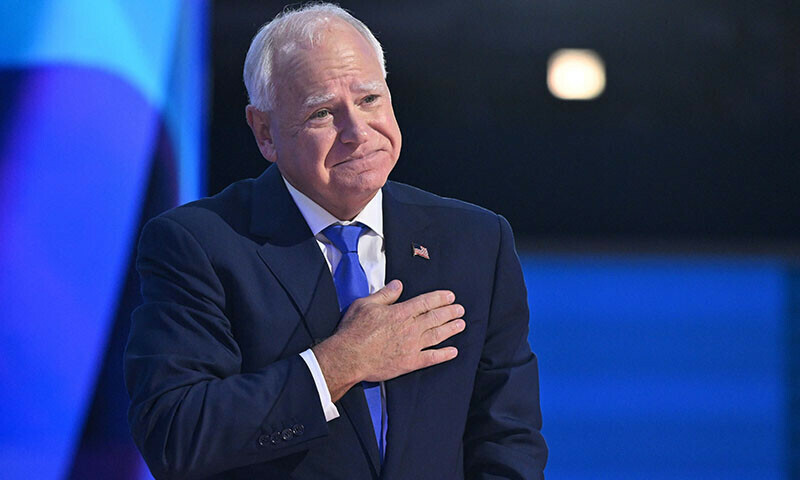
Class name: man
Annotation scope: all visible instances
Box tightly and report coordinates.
[125,4,547,479]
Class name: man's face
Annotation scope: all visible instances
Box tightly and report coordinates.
[251,21,402,219]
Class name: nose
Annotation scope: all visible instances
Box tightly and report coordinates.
[338,109,369,145]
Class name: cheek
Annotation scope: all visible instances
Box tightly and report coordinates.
[382,118,402,156]
[378,109,401,145]
[390,119,402,148]
[297,130,338,168]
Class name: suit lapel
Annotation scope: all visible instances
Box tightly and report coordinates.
[251,166,341,342]
[251,166,383,476]
[380,183,439,477]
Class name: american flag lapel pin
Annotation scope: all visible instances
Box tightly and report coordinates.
[412,242,430,260]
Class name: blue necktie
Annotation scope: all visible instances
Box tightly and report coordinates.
[323,223,386,460]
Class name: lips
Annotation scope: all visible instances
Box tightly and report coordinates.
[335,148,386,167]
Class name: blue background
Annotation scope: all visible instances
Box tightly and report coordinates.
[524,255,787,479]
[0,1,207,478]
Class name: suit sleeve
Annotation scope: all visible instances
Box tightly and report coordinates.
[124,215,329,479]
[463,215,548,479]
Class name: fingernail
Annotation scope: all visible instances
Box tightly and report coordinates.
[447,292,455,302]
[387,280,400,291]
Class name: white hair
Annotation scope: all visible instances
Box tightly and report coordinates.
[243,2,386,112]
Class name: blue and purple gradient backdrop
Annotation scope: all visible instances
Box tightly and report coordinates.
[0,1,788,479]
[0,1,206,478]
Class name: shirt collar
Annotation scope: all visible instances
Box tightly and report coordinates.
[282,175,384,238]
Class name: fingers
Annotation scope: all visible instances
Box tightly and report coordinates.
[398,290,465,347]
[417,303,464,331]
[363,279,403,306]
[420,317,465,347]
[400,289,456,317]
[418,347,458,369]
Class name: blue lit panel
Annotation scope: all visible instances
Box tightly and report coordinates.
[0,67,156,479]
[0,1,207,478]
[523,255,786,479]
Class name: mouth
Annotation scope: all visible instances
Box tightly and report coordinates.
[335,149,386,167]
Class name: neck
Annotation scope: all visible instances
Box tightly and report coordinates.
[282,175,377,222]
[323,194,374,221]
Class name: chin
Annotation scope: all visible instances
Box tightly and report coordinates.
[334,167,390,194]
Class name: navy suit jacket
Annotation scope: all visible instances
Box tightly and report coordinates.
[125,165,547,479]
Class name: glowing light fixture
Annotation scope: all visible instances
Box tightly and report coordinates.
[547,49,606,100]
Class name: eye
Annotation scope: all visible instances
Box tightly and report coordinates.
[362,94,379,104]
[310,109,331,120]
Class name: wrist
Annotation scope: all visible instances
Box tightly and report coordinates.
[312,334,363,402]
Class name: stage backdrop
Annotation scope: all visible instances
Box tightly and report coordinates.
[1,2,797,479]
[0,1,207,478]
[524,254,792,479]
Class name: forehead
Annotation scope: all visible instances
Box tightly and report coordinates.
[272,22,385,103]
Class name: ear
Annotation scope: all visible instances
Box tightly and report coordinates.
[246,105,277,163]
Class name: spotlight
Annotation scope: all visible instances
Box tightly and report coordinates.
[547,49,606,100]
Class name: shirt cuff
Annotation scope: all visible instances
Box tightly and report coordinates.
[299,349,340,421]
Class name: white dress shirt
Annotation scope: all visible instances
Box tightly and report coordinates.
[282,177,386,422]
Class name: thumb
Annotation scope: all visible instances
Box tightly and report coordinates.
[366,279,403,305]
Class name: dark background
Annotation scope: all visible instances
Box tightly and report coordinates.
[210,0,800,249]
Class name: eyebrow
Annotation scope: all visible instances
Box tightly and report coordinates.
[302,92,336,109]
[301,82,386,109]
[353,81,383,93]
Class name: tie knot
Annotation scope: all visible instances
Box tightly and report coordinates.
[323,223,368,254]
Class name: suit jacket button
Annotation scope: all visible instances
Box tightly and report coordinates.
[270,432,281,445]
[292,424,304,436]
[257,434,270,447]
[281,428,294,441]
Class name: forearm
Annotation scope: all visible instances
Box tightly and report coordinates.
[127,341,328,479]
[127,217,330,478]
